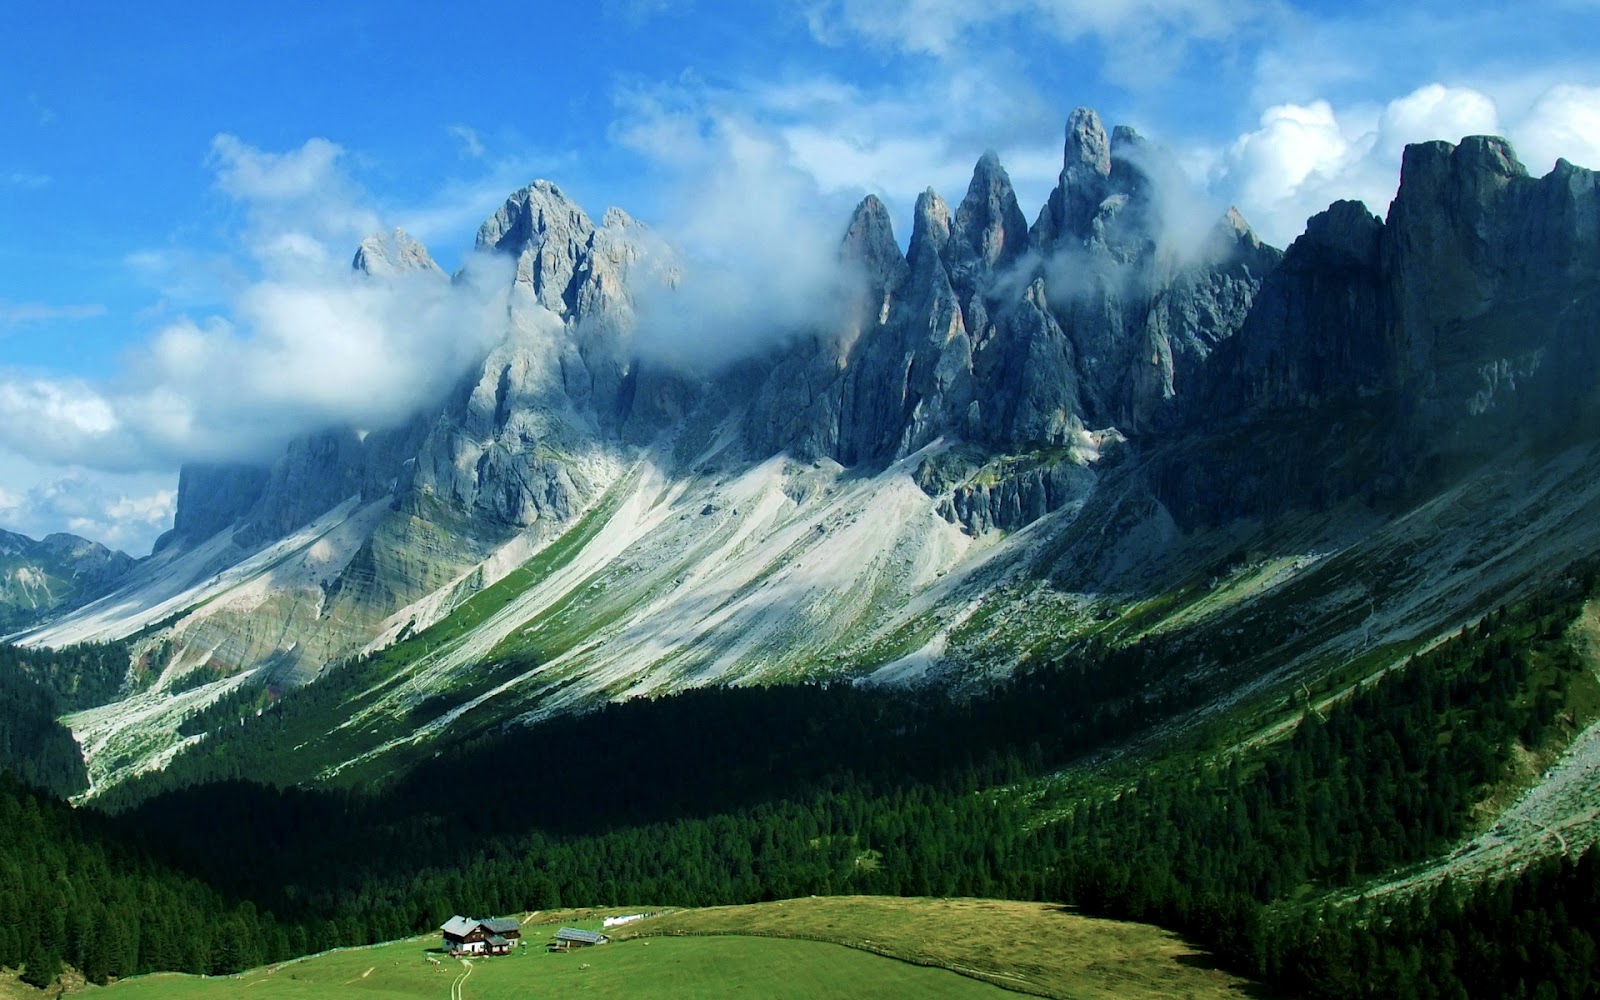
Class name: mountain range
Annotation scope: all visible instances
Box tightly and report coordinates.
[9,107,1600,821]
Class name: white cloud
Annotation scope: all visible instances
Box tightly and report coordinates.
[0,136,518,474]
[606,68,1073,367]
[206,134,382,276]
[805,0,1254,58]
[1211,83,1524,247]
[1375,84,1499,163]
[1517,84,1600,173]
[0,466,177,555]
[613,70,1064,254]
[0,301,106,328]
[612,92,862,367]
[1211,79,1600,248]
[446,124,486,159]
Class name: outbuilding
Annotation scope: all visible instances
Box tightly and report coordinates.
[550,927,609,951]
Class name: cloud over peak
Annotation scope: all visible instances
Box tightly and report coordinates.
[0,136,516,477]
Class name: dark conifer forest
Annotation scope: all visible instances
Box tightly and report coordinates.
[2,576,1598,997]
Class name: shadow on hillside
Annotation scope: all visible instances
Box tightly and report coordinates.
[1172,951,1285,998]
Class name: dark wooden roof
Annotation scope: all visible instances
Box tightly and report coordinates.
[482,917,521,934]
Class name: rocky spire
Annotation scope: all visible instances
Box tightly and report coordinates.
[351,229,442,276]
[1032,108,1114,250]
[949,151,1030,275]
[477,179,597,316]
[907,188,952,275]
[841,194,908,297]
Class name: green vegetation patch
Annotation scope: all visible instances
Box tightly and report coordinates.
[100,926,1014,1000]
[623,895,1254,1000]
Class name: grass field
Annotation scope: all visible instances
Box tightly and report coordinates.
[97,933,1009,1000]
[84,898,1259,1000]
[617,896,1257,1000]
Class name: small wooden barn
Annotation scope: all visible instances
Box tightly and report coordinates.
[550,927,609,951]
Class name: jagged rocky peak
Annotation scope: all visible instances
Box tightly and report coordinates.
[907,188,953,272]
[1214,206,1264,252]
[1293,200,1383,268]
[476,179,597,316]
[841,194,907,298]
[1031,107,1113,249]
[949,151,1030,276]
[351,228,442,276]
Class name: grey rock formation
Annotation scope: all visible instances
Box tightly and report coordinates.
[0,528,134,631]
[352,229,443,276]
[477,180,597,317]
[746,111,1275,473]
[137,112,1600,695]
[1157,133,1600,527]
[156,463,270,551]
[1031,107,1114,250]
[1383,136,1600,452]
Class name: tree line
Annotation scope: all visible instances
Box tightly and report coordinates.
[0,573,1596,996]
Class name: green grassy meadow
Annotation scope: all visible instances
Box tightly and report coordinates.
[91,898,1255,1000]
[98,934,1012,1000]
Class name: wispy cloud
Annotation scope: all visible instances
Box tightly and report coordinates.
[3,172,50,188]
[804,0,1269,85]
[612,68,1065,249]
[0,301,107,329]
[446,123,485,159]
[26,93,55,126]
[601,0,690,23]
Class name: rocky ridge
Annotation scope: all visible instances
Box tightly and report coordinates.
[0,529,134,633]
[17,110,1600,797]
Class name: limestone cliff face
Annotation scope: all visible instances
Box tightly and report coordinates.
[743,108,1276,533]
[1384,138,1600,451]
[137,111,1600,676]
[1158,135,1600,527]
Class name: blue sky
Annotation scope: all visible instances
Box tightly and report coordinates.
[2,0,1597,553]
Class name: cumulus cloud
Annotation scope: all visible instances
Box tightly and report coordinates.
[0,135,517,474]
[1517,84,1600,173]
[1206,81,1600,248]
[1216,84,1504,246]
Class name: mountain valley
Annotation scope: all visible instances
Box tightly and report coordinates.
[5,108,1600,997]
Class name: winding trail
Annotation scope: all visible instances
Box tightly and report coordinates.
[449,958,473,1000]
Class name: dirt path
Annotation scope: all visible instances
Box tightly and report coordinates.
[449,958,473,1000]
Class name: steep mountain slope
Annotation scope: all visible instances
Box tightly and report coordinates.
[0,528,133,633]
[15,110,1600,814]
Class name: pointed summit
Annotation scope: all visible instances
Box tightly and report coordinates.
[477,180,597,316]
[352,228,442,277]
[841,194,907,295]
[1065,108,1112,183]
[1032,108,1115,250]
[950,151,1030,273]
[907,188,953,274]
